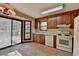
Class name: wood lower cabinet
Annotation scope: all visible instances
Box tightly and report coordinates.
[33,34,45,45]
[33,34,37,42]
[40,34,45,45]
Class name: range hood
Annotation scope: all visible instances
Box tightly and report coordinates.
[57,24,71,28]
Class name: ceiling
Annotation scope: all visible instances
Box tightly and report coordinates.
[10,3,79,18]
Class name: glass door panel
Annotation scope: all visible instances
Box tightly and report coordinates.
[12,20,21,45]
[25,21,31,40]
[0,17,11,48]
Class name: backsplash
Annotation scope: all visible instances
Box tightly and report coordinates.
[34,28,74,36]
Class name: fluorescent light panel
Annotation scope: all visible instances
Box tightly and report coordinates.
[41,5,64,15]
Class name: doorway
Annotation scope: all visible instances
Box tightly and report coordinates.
[24,21,31,40]
[0,17,11,49]
[0,17,22,49]
[12,20,22,45]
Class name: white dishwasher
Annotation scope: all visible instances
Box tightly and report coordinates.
[45,36,53,47]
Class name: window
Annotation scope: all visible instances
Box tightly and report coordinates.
[40,21,47,31]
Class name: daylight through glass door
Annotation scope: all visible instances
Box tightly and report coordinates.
[24,21,31,40]
[12,20,21,45]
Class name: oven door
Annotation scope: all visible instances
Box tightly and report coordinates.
[57,36,72,49]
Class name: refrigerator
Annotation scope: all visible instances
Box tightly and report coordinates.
[73,15,79,56]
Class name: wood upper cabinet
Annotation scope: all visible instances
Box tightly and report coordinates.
[72,10,79,19]
[48,17,57,29]
[56,14,64,25]
[71,10,79,28]
[35,9,79,29]
[63,12,71,25]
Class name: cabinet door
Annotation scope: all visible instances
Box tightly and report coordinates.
[48,17,57,29]
[36,34,40,43]
[63,12,71,25]
[40,34,45,45]
[57,14,64,24]
[33,34,37,42]
[33,34,45,45]
[71,10,79,28]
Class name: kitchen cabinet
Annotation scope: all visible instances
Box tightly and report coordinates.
[40,34,45,44]
[35,9,79,29]
[63,12,71,25]
[33,34,37,42]
[56,14,64,25]
[48,17,57,29]
[33,34,45,45]
[45,35,53,47]
[71,10,79,28]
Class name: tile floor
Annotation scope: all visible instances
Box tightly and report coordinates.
[0,42,72,56]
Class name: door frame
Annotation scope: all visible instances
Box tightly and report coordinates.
[24,20,31,40]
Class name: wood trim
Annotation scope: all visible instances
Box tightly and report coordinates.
[53,35,57,48]
[21,21,24,43]
[0,13,27,21]
[0,14,22,21]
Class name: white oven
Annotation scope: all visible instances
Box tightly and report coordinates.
[57,30,72,52]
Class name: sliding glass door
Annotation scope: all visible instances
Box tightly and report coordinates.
[0,17,22,49]
[24,21,31,40]
[12,20,21,45]
[0,17,11,49]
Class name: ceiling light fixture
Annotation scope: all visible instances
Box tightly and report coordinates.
[41,5,64,15]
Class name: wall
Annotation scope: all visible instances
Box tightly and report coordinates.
[64,4,79,12]
[36,4,79,18]
[15,10,35,42]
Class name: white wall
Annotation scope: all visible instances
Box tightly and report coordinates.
[64,4,79,12]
